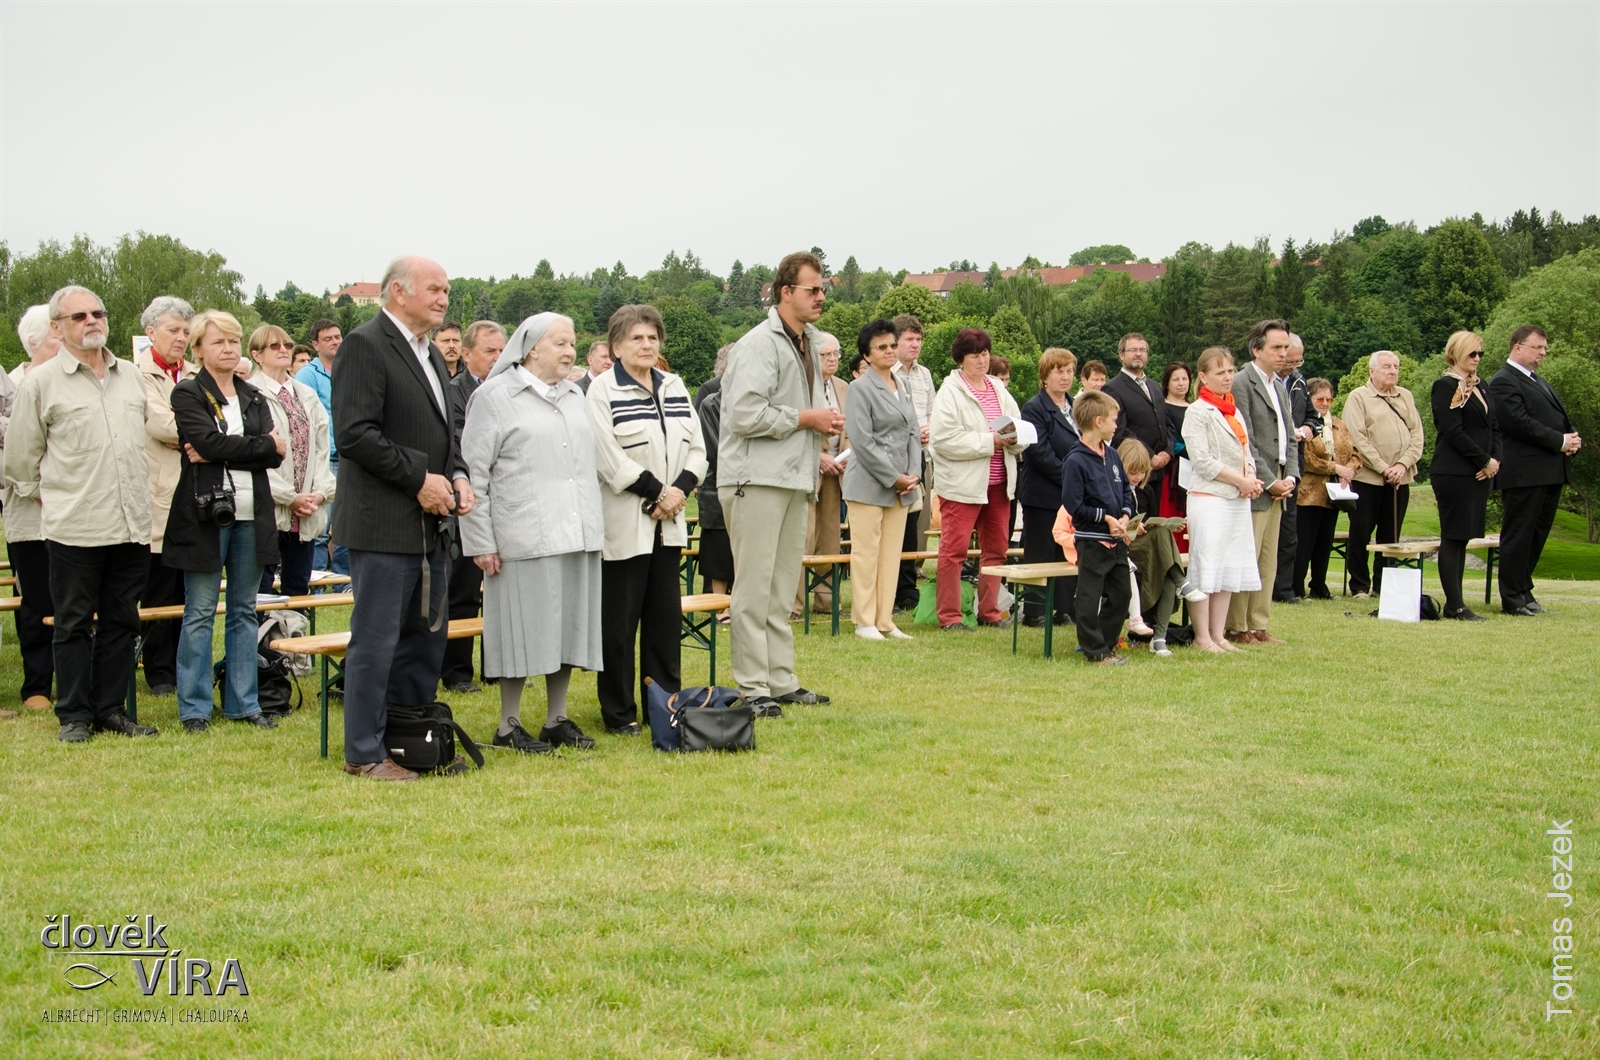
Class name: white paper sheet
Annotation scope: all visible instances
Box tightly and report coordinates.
[1376,567,1422,623]
[1013,420,1039,446]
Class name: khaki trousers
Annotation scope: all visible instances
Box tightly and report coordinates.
[846,501,911,632]
[1227,498,1282,633]
[794,472,844,614]
[915,460,936,547]
[721,483,808,699]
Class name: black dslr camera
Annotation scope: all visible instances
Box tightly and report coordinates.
[196,479,237,528]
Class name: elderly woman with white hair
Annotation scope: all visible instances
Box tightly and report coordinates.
[136,294,198,696]
[460,312,605,755]
[2,305,62,713]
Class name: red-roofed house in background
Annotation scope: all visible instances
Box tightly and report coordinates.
[902,261,1167,297]
[329,282,383,306]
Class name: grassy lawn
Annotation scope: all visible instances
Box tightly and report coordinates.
[3,539,1597,1056]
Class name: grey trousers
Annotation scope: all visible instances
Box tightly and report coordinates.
[721,483,808,699]
[345,543,449,764]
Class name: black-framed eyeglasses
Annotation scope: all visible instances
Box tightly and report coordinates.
[58,309,107,323]
[1466,350,1483,357]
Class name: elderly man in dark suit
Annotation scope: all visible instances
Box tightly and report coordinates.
[1103,332,1170,515]
[1226,319,1300,644]
[1490,325,1583,616]
[332,256,475,780]
[439,320,505,693]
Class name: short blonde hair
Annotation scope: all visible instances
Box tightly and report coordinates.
[1038,347,1077,385]
[247,324,291,355]
[1072,389,1118,433]
[188,310,243,353]
[1196,346,1235,375]
[1442,331,1483,372]
[1117,438,1151,476]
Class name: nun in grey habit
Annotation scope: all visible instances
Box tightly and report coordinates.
[459,312,605,752]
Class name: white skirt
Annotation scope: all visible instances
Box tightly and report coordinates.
[1185,493,1261,594]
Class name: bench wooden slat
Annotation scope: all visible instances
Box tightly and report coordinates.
[681,593,731,613]
[271,617,484,657]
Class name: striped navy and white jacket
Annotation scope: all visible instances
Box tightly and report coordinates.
[585,360,707,561]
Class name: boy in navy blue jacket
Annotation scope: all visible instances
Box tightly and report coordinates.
[1060,391,1135,664]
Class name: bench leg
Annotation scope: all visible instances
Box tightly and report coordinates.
[1011,585,1019,655]
[319,653,329,760]
[831,565,841,636]
[1042,579,1054,659]
[709,615,717,685]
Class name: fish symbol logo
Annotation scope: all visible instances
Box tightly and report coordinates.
[63,963,116,990]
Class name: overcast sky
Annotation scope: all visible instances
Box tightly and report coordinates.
[3,1,1596,295]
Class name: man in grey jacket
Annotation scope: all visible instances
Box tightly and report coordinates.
[1226,319,1301,644]
[718,252,843,716]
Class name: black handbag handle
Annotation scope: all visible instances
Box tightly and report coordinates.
[440,719,484,768]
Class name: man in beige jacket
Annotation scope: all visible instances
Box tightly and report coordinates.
[1342,350,1424,596]
[5,286,157,742]
[136,296,197,695]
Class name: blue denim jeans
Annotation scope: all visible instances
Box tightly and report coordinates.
[178,520,264,721]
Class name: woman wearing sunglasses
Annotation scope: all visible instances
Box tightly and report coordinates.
[1430,331,1501,621]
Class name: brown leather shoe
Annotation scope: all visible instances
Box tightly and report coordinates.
[343,757,419,781]
[1223,630,1254,644]
[23,696,51,712]
[1252,630,1286,644]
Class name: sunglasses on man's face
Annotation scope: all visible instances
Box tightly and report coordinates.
[60,310,107,323]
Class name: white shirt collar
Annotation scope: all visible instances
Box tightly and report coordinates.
[384,308,425,349]
[516,364,557,398]
[1509,359,1535,377]
[253,373,288,398]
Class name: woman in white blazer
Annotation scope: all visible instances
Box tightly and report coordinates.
[249,325,336,598]
[1180,346,1265,653]
[586,304,707,736]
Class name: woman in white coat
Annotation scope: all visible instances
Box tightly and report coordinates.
[587,304,707,736]
[249,325,336,598]
[460,313,606,754]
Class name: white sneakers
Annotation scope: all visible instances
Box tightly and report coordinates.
[855,626,914,641]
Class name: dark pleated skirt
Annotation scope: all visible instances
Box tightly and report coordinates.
[1432,473,1490,539]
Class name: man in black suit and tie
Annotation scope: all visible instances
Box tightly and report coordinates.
[1489,325,1583,616]
[439,320,505,694]
[1103,333,1170,513]
[332,256,476,780]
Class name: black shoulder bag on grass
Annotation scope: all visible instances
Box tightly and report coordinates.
[385,702,485,774]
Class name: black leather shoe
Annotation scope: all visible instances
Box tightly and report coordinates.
[941,622,975,633]
[542,717,595,749]
[1021,614,1046,628]
[606,721,643,736]
[492,721,554,754]
[1526,600,1558,615]
[1273,595,1303,604]
[58,722,92,743]
[445,682,483,694]
[749,697,784,718]
[182,718,209,734]
[777,687,829,705]
[978,618,1008,628]
[234,712,278,729]
[95,712,158,737]
[1445,606,1487,622]
[147,683,177,696]
[1502,605,1539,617]
[1308,590,1334,601]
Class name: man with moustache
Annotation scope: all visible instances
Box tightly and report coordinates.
[1102,333,1170,515]
[718,251,842,716]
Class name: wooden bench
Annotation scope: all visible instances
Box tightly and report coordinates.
[679,593,732,685]
[271,618,484,759]
[802,547,1029,636]
[44,594,359,722]
[982,562,1079,657]
[0,597,19,613]
[1367,539,1441,583]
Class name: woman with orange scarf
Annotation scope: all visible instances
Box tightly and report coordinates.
[1179,347,1266,652]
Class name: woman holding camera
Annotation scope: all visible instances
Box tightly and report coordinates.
[163,310,286,733]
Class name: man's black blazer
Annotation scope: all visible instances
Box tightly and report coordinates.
[448,370,481,458]
[1103,370,1169,463]
[1489,363,1571,490]
[331,311,464,554]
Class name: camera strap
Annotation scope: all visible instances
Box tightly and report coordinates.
[201,387,236,497]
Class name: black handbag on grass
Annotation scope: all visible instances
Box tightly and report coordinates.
[673,686,755,753]
[385,702,485,774]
